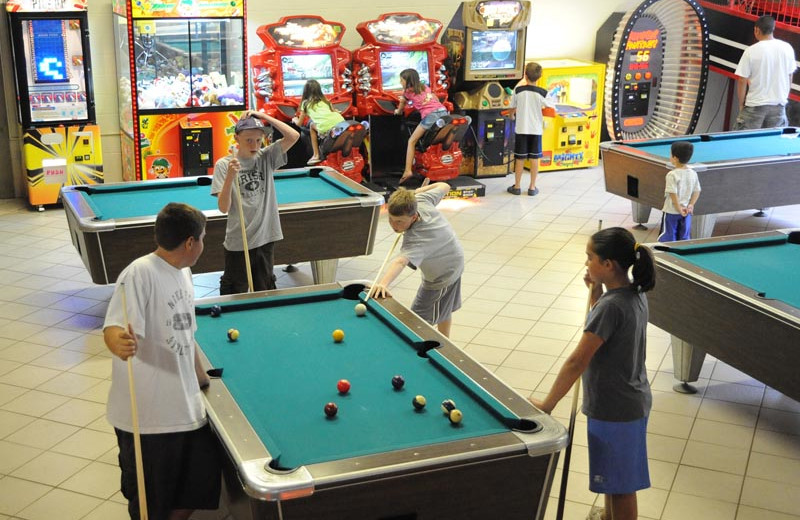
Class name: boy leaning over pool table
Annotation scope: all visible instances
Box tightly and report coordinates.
[104,202,222,520]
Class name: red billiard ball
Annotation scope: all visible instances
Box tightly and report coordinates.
[324,402,338,418]
[337,379,351,394]
[391,375,405,390]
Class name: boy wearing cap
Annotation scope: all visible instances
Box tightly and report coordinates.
[211,110,299,294]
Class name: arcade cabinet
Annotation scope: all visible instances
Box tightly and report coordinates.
[250,15,366,182]
[353,12,478,197]
[526,59,605,172]
[112,0,247,180]
[6,0,103,210]
[444,0,530,179]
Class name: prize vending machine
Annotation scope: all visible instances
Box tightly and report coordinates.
[353,12,476,195]
[250,16,366,181]
[112,0,247,180]
[6,0,102,210]
[528,59,605,172]
[444,0,530,178]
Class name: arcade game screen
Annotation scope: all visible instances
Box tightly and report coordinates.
[469,30,518,71]
[379,50,430,91]
[280,53,335,97]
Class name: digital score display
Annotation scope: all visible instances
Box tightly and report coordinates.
[617,17,663,133]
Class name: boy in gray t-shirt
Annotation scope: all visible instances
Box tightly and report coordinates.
[211,111,299,294]
[369,182,464,337]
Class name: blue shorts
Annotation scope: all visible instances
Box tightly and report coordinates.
[587,416,650,494]
[513,134,543,159]
[420,109,449,130]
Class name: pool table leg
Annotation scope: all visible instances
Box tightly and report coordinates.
[631,201,651,227]
[310,259,338,284]
[671,334,706,394]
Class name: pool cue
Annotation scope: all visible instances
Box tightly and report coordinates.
[120,283,149,520]
[232,169,254,293]
[556,219,602,520]
[364,231,403,303]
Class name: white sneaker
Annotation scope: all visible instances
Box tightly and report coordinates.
[586,506,606,520]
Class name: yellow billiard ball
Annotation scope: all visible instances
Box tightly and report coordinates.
[227,328,239,341]
[332,329,345,343]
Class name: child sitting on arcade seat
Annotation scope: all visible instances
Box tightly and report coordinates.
[394,68,449,184]
[293,79,345,165]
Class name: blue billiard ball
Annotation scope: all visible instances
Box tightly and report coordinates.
[441,399,456,415]
[210,305,222,317]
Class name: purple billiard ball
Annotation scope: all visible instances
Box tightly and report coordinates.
[324,402,338,418]
[391,375,405,390]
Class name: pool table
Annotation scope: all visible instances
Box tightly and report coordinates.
[62,168,383,284]
[647,230,800,401]
[195,283,568,520]
[601,128,800,238]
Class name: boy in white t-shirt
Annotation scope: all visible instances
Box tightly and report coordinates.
[659,141,701,242]
[104,202,221,520]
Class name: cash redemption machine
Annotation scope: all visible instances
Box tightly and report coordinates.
[526,58,605,172]
[444,0,530,178]
[250,15,366,181]
[353,12,479,197]
[6,0,102,210]
[112,0,247,180]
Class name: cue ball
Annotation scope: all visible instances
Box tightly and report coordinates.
[441,399,457,415]
[354,303,367,316]
[337,379,351,394]
[448,409,463,424]
[332,329,345,343]
[324,402,338,418]
[412,395,426,410]
[227,328,239,341]
[210,305,222,317]
[391,375,405,390]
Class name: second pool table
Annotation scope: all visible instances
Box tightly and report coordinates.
[601,128,800,237]
[648,230,800,401]
[62,168,383,284]
[195,283,568,520]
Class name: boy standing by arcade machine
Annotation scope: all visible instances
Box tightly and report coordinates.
[507,62,554,196]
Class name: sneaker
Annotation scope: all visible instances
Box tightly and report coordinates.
[586,506,606,520]
[507,186,521,195]
[527,187,539,196]
[307,157,322,165]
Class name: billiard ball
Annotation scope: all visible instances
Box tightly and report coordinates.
[227,328,239,341]
[354,303,367,317]
[391,375,405,390]
[337,379,351,394]
[412,395,426,410]
[332,329,345,343]
[324,402,338,418]
[441,399,457,415]
[448,409,463,424]
[210,305,222,317]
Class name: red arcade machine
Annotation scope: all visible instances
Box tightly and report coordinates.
[251,16,367,182]
[6,0,103,210]
[353,13,478,196]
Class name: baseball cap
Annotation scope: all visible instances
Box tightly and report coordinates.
[235,116,269,134]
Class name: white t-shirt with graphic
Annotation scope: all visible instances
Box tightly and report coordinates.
[105,253,206,434]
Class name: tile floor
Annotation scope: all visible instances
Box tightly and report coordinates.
[0,165,798,520]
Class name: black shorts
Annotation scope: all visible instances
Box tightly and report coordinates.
[513,134,543,159]
[116,424,222,520]
[220,242,277,295]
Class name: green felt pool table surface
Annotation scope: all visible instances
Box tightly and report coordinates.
[195,287,520,469]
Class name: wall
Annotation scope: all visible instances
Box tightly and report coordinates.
[0,0,632,192]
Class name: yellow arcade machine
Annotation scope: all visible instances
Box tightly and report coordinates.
[6,0,103,210]
[526,59,605,172]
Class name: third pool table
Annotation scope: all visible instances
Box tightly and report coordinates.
[62,168,383,284]
[601,128,800,237]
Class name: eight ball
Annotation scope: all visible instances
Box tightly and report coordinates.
[210,305,222,318]
[324,402,338,418]
[391,375,405,390]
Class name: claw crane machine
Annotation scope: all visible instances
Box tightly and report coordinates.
[112,0,247,180]
[6,0,103,210]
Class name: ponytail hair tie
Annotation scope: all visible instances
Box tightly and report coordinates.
[634,242,641,261]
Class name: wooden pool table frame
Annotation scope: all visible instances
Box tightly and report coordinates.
[62,169,383,285]
[196,283,569,520]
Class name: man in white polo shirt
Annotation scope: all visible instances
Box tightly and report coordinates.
[734,15,797,129]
